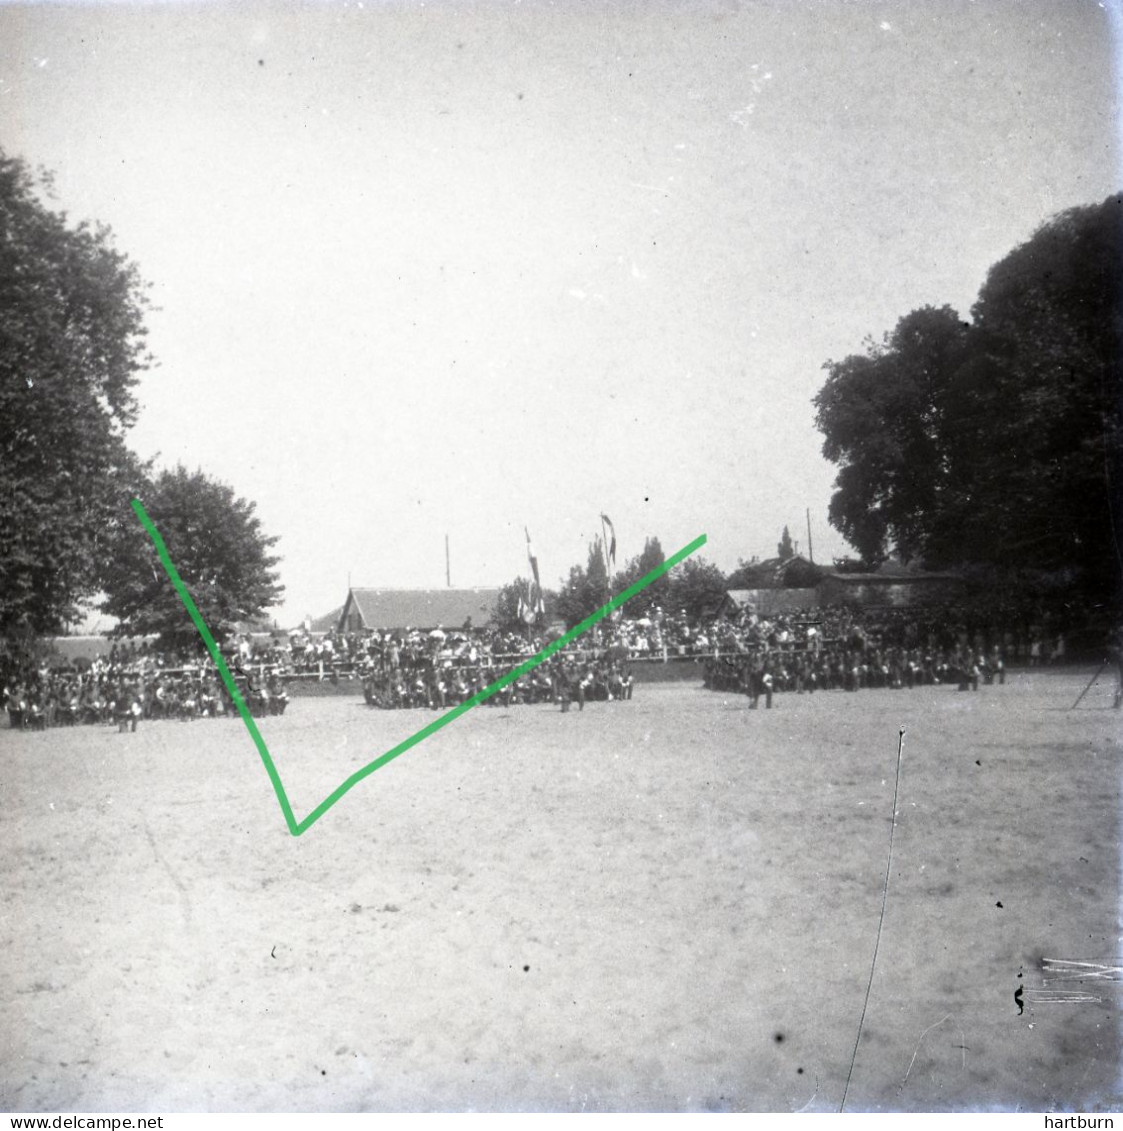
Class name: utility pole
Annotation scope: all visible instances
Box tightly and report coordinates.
[806,508,814,564]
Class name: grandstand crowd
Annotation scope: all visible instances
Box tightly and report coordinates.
[2,640,288,732]
[282,603,1069,672]
[0,601,1089,729]
[360,649,633,712]
[328,602,1051,711]
[697,606,1014,704]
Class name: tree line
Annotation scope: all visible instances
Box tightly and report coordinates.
[813,194,1123,616]
[495,527,821,632]
[0,150,282,661]
[5,141,1117,655]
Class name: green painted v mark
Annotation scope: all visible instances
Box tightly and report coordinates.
[132,498,705,836]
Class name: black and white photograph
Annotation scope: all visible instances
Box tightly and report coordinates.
[0,0,1120,1115]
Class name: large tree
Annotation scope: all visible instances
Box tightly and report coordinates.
[493,576,557,634]
[961,196,1123,595]
[667,556,728,621]
[813,194,1123,609]
[0,151,151,635]
[813,304,971,566]
[610,535,669,616]
[103,466,284,648]
[555,541,610,629]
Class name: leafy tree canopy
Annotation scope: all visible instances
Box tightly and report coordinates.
[0,151,152,635]
[777,525,794,559]
[102,466,284,648]
[494,576,556,634]
[814,304,972,566]
[727,552,823,590]
[610,535,669,616]
[667,556,727,621]
[781,558,824,588]
[725,558,759,591]
[813,194,1123,609]
[554,540,610,629]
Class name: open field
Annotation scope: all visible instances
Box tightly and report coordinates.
[1,669,1120,1112]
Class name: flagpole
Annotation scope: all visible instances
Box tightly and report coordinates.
[525,525,544,631]
[600,514,611,599]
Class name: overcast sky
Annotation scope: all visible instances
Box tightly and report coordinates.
[1,0,1119,627]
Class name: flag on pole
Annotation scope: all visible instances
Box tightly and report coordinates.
[525,528,545,617]
[525,527,541,590]
[600,513,617,570]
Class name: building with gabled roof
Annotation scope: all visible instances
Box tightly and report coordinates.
[817,560,963,607]
[310,606,343,634]
[712,588,820,620]
[730,553,822,590]
[336,587,501,634]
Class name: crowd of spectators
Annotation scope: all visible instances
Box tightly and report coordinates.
[2,642,288,732]
[249,606,1062,672]
[689,602,1089,705]
[1,599,1099,729]
[598,603,1077,666]
[355,632,633,711]
[195,601,1083,678]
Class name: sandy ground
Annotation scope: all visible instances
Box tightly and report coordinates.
[1,668,1120,1112]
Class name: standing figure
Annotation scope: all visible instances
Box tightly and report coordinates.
[743,656,761,709]
[557,662,573,713]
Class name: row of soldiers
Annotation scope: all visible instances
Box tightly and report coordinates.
[4,667,290,731]
[704,643,1006,703]
[362,656,634,711]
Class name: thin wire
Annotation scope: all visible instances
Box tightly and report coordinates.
[840,726,906,1113]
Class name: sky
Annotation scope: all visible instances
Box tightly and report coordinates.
[1,0,1119,628]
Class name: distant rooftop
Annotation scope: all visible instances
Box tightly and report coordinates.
[337,587,501,633]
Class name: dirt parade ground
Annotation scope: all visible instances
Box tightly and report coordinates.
[1,667,1120,1112]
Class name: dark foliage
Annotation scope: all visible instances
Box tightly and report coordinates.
[0,152,152,635]
[814,194,1123,610]
[666,556,728,621]
[102,466,283,648]
[777,525,794,559]
[494,576,557,633]
[611,536,670,616]
[555,541,610,629]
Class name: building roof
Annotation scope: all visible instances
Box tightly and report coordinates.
[309,606,343,633]
[714,588,820,618]
[734,554,816,587]
[823,563,960,584]
[337,587,501,633]
[723,590,758,609]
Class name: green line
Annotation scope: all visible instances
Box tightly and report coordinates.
[132,498,705,836]
[131,499,299,832]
